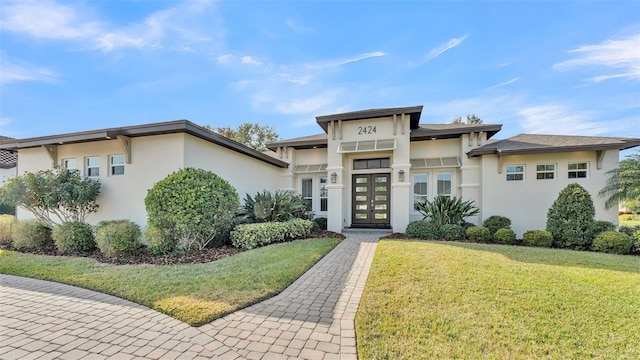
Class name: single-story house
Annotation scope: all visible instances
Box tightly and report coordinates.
[1,106,639,237]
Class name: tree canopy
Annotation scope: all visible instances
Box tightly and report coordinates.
[451,114,483,124]
[204,122,280,151]
[599,152,640,209]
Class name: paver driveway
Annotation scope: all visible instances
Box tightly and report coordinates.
[0,232,383,359]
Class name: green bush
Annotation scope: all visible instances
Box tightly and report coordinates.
[0,214,17,247]
[440,224,466,240]
[405,221,440,239]
[619,225,640,237]
[145,168,240,250]
[483,215,511,236]
[546,183,596,249]
[53,221,95,253]
[592,231,633,255]
[312,217,328,231]
[144,225,177,256]
[522,230,554,248]
[416,196,479,228]
[240,189,311,223]
[493,228,516,245]
[94,220,141,257]
[593,220,616,235]
[230,219,313,250]
[11,220,52,250]
[465,226,491,243]
[633,230,640,255]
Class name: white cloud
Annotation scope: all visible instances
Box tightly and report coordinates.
[241,56,262,66]
[306,51,385,70]
[424,35,467,62]
[518,104,608,136]
[490,77,519,88]
[553,33,640,82]
[285,18,312,32]
[0,58,57,85]
[217,54,234,65]
[275,91,341,115]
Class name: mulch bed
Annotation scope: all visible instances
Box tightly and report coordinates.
[0,230,345,266]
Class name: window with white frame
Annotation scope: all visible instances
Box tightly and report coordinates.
[568,162,588,179]
[536,164,555,180]
[436,172,453,197]
[319,176,328,212]
[62,158,77,171]
[110,155,125,176]
[506,165,525,181]
[301,178,313,209]
[413,173,428,210]
[85,157,100,177]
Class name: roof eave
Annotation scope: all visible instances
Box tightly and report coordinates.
[467,142,640,158]
[411,125,502,141]
[315,106,423,132]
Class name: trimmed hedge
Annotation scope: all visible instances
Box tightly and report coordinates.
[95,220,141,257]
[483,215,511,236]
[12,220,52,250]
[144,225,177,256]
[493,228,516,245]
[231,219,313,250]
[592,220,616,236]
[592,232,633,255]
[523,230,553,248]
[312,217,328,231]
[405,221,440,239]
[465,226,491,243]
[0,214,17,247]
[440,224,466,240]
[633,230,640,255]
[53,221,95,253]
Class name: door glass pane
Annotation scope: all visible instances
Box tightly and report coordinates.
[375,176,387,183]
[374,186,387,192]
[374,213,387,219]
[356,177,368,183]
[356,213,368,219]
[356,186,367,192]
[375,195,387,201]
[356,204,368,210]
[374,204,387,210]
[437,172,452,197]
[356,195,367,201]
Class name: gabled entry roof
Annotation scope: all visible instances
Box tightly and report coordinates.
[315,105,424,132]
[467,134,640,157]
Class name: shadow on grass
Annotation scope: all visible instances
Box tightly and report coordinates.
[386,238,640,274]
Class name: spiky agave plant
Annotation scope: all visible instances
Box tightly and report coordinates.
[416,195,479,228]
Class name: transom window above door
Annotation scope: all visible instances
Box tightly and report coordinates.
[353,158,390,170]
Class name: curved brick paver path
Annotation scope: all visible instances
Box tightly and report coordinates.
[0,232,382,359]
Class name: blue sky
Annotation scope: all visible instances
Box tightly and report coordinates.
[1,0,639,150]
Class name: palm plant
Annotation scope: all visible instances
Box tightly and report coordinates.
[239,190,311,222]
[416,195,479,228]
[599,152,640,209]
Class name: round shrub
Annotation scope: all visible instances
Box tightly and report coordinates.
[406,221,440,239]
[95,220,141,257]
[144,225,177,256]
[312,217,328,231]
[546,183,595,249]
[523,230,553,248]
[440,224,465,240]
[145,168,240,250]
[592,220,616,236]
[0,214,17,247]
[12,220,52,250]
[633,230,640,255]
[483,215,511,236]
[493,228,516,245]
[465,226,491,243]
[592,231,633,255]
[619,225,640,237]
[53,221,95,253]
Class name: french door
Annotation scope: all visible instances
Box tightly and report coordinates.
[352,173,391,227]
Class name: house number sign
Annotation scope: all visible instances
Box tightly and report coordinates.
[357,125,377,135]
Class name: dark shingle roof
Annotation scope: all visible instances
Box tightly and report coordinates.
[267,134,328,151]
[0,136,17,168]
[467,134,640,157]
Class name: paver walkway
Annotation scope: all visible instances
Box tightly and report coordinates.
[0,232,382,359]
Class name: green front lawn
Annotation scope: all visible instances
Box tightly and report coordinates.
[0,238,340,326]
[356,240,640,359]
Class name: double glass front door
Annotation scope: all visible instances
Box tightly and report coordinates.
[352,173,390,226]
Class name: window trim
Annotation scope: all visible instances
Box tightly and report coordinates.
[319,176,328,213]
[109,154,125,176]
[62,158,77,171]
[85,156,100,178]
[568,161,589,179]
[506,165,525,182]
[535,163,556,180]
[436,171,453,197]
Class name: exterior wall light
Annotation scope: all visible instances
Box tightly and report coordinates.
[398,170,405,182]
[330,172,337,184]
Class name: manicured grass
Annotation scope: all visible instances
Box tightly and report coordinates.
[620,214,640,228]
[356,240,640,359]
[0,238,340,326]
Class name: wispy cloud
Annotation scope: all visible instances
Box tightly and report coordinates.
[425,35,467,62]
[285,18,312,32]
[518,104,608,136]
[0,57,57,85]
[241,56,262,66]
[306,51,385,70]
[275,91,341,115]
[553,33,640,82]
[490,77,519,88]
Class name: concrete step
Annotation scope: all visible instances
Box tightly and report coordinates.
[342,228,393,236]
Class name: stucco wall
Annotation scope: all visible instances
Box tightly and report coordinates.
[480,150,619,237]
[0,167,17,186]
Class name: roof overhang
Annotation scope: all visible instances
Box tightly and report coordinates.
[0,120,289,168]
[467,139,640,158]
[411,124,502,141]
[315,106,423,133]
